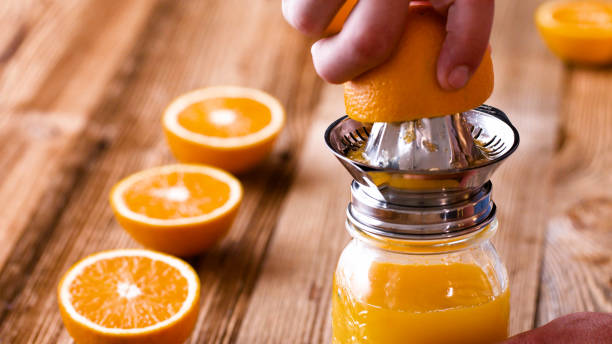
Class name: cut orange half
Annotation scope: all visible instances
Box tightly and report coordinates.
[163,86,285,174]
[57,249,200,344]
[110,164,242,256]
[535,1,612,65]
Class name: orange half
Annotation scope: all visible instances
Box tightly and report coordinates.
[535,1,612,64]
[57,249,200,344]
[324,0,358,35]
[343,3,494,122]
[110,164,242,256]
[163,86,285,173]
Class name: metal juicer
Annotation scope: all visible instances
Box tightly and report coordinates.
[324,105,520,238]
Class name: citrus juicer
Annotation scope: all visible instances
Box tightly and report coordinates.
[324,105,520,238]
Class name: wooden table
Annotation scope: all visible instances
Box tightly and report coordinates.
[0,1,610,343]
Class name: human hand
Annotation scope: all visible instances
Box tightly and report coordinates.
[282,0,494,90]
[502,312,612,344]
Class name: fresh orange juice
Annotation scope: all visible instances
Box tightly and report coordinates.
[332,262,509,344]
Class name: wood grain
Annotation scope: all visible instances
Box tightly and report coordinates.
[0,0,320,342]
[0,0,156,270]
[488,0,566,334]
[235,85,349,344]
[537,67,612,324]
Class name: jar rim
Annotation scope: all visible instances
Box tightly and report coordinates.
[349,181,495,236]
[346,216,498,254]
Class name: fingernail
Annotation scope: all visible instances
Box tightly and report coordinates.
[447,65,470,89]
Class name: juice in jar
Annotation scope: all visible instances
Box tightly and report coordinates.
[332,262,509,344]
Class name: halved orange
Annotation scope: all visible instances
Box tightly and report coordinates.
[110,164,242,256]
[163,86,285,174]
[344,3,494,122]
[535,0,612,65]
[57,249,200,344]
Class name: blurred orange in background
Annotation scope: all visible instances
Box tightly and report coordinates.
[535,0,612,65]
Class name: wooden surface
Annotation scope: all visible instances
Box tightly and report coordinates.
[0,1,610,343]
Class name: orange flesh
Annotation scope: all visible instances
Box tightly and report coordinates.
[177,97,272,138]
[68,256,188,329]
[333,263,509,343]
[553,3,612,26]
[123,172,231,220]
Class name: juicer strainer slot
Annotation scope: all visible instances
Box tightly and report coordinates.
[470,126,506,159]
[341,126,370,152]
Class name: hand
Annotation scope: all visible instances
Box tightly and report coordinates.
[502,312,612,344]
[282,0,494,90]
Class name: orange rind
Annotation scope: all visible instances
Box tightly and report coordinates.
[344,3,494,122]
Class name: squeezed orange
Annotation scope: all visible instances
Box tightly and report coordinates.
[332,262,509,344]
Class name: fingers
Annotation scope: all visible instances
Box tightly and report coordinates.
[429,0,455,15]
[286,0,495,87]
[435,0,495,90]
[310,0,412,83]
[282,0,347,36]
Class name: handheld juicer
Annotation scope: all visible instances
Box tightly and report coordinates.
[325,105,520,239]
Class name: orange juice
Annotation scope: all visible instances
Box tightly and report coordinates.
[332,262,509,344]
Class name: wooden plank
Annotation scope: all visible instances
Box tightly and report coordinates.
[488,0,565,334]
[536,67,612,324]
[237,1,566,341]
[0,1,154,111]
[0,0,321,342]
[0,0,157,270]
[235,85,348,343]
[0,111,85,266]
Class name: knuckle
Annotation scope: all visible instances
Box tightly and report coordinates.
[311,56,344,84]
[349,30,393,63]
[292,14,319,35]
[283,2,324,35]
[317,69,344,84]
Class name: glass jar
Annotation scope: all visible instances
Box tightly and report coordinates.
[332,216,509,344]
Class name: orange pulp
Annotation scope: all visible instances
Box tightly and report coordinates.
[67,255,190,329]
[177,97,272,138]
[122,171,231,220]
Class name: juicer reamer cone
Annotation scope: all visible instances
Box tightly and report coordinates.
[324,105,519,206]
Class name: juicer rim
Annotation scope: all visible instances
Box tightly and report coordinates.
[323,104,520,175]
